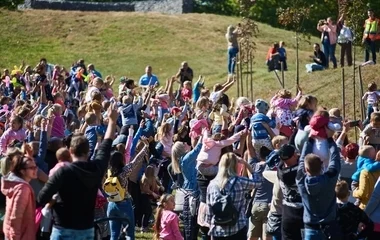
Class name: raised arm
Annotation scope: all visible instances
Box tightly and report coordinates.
[215,130,244,147]
[124,127,134,164]
[325,138,341,177]
[296,137,314,182]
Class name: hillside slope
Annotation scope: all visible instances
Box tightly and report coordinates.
[0,10,375,121]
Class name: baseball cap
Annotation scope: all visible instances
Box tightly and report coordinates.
[278,144,296,161]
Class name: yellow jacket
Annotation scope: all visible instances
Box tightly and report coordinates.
[353,169,380,209]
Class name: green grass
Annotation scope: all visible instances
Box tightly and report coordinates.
[0,8,376,239]
[0,9,373,125]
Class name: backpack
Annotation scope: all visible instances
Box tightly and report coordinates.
[211,177,239,226]
[103,170,126,202]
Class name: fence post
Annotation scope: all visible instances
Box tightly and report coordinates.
[281,61,285,88]
[358,65,365,121]
[342,68,345,120]
[250,51,253,101]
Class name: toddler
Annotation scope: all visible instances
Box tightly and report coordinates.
[293,95,318,151]
[271,88,302,137]
[0,115,26,154]
[87,91,103,121]
[336,180,373,240]
[362,82,380,125]
[153,194,183,240]
[181,80,192,102]
[351,145,380,190]
[40,148,72,236]
[50,104,65,138]
[250,99,276,154]
[196,129,244,176]
[266,135,288,169]
[85,112,106,160]
[309,109,341,169]
[360,112,380,151]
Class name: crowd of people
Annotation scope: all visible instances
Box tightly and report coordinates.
[265,9,380,73]
[0,15,380,240]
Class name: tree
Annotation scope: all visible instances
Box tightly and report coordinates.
[0,0,24,9]
[277,0,312,87]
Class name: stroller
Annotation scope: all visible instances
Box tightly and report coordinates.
[94,216,131,240]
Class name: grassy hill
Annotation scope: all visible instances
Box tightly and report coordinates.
[0,9,375,124]
[0,9,377,239]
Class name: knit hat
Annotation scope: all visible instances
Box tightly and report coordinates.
[255,99,269,114]
[309,114,329,138]
[278,144,296,161]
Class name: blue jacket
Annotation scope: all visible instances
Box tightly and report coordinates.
[119,98,143,126]
[352,156,380,182]
[296,137,341,225]
[85,125,106,160]
[181,142,202,191]
[250,113,276,140]
[266,150,281,170]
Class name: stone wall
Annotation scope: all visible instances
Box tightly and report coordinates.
[19,0,193,14]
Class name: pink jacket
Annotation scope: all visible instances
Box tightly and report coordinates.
[159,210,183,240]
[271,91,302,127]
[196,131,242,166]
[51,114,65,138]
[0,128,27,154]
[189,119,209,139]
[49,161,71,177]
[317,24,337,45]
[1,173,36,240]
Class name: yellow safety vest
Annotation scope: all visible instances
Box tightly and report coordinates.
[364,18,379,40]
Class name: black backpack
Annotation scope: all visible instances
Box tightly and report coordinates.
[211,177,239,226]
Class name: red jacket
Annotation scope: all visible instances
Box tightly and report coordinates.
[1,173,36,240]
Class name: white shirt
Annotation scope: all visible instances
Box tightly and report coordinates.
[210,90,222,103]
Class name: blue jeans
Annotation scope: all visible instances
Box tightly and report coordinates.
[364,104,375,126]
[305,63,325,73]
[304,228,326,240]
[228,47,239,74]
[322,42,337,68]
[272,235,282,240]
[107,199,135,240]
[365,39,377,63]
[50,227,94,240]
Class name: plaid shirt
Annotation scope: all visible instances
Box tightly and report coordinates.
[205,176,262,237]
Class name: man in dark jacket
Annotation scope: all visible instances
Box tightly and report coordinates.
[38,103,118,239]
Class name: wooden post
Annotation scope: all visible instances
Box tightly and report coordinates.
[246,59,249,98]
[281,61,285,88]
[239,45,243,97]
[236,46,240,96]
[250,50,253,101]
[342,67,346,120]
[353,45,357,141]
[358,65,365,121]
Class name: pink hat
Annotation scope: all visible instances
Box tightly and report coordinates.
[309,115,329,138]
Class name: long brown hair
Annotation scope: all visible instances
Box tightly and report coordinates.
[153,194,174,240]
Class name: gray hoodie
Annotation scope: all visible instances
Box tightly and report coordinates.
[296,137,341,226]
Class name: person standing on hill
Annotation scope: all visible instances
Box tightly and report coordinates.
[363,9,380,64]
[317,17,338,69]
[226,24,240,75]
[139,65,159,89]
[337,14,353,67]
[175,61,193,86]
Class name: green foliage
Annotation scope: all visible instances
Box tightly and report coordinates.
[0,0,24,9]
[193,0,239,16]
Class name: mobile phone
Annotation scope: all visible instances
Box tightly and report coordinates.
[349,120,360,127]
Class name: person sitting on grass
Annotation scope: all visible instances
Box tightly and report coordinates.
[306,43,327,73]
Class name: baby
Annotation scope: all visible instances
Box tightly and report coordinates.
[360,112,380,151]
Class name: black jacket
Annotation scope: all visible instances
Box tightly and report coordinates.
[38,139,112,230]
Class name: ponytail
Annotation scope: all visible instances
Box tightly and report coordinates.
[153,194,174,240]
[153,205,164,240]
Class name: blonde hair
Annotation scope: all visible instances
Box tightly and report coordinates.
[226,25,235,43]
[52,104,62,114]
[153,194,175,240]
[272,135,288,149]
[171,142,187,174]
[141,165,156,187]
[235,97,251,110]
[156,123,172,141]
[214,152,238,189]
[297,95,318,110]
[359,145,375,159]
[196,97,209,110]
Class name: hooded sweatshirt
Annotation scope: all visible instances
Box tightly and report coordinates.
[1,173,36,240]
[37,139,112,230]
[296,137,341,226]
[352,156,380,182]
